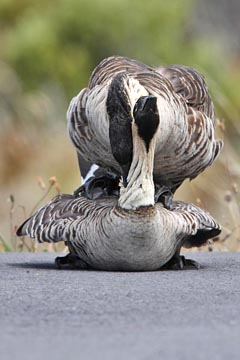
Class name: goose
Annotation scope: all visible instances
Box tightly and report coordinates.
[68,56,223,206]
[17,96,221,271]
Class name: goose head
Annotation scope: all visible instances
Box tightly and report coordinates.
[133,95,159,153]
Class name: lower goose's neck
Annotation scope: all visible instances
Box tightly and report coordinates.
[118,127,155,210]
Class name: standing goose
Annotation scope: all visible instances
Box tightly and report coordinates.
[17,96,221,271]
[68,56,223,205]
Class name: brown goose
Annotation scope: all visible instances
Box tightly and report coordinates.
[17,96,220,271]
[67,56,223,205]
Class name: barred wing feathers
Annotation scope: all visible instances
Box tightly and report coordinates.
[17,194,220,250]
[157,64,214,118]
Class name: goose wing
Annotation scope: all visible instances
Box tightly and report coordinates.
[16,194,79,242]
[16,194,116,243]
[157,64,214,118]
[156,107,223,187]
[171,200,221,248]
[185,108,223,180]
[67,85,119,172]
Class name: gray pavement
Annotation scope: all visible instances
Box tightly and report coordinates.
[0,252,240,360]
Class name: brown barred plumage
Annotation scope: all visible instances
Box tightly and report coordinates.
[156,64,214,118]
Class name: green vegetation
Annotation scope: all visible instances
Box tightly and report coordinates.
[1,0,240,124]
[1,0,193,96]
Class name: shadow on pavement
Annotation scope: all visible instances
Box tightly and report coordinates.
[7,261,58,270]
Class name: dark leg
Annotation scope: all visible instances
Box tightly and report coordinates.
[73,173,120,199]
[55,253,90,270]
[162,255,200,270]
[161,251,200,270]
[75,153,120,199]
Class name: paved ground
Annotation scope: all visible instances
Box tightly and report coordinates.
[0,252,240,360]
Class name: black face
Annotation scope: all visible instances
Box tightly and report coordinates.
[133,96,159,152]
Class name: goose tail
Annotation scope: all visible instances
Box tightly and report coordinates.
[16,218,32,237]
[172,201,221,248]
[16,194,74,243]
[213,139,224,162]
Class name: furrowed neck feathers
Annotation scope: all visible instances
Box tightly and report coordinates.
[118,123,156,210]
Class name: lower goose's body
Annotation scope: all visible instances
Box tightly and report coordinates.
[16,194,220,271]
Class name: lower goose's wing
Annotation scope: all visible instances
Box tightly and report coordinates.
[16,194,115,243]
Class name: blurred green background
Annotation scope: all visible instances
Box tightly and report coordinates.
[0,0,240,252]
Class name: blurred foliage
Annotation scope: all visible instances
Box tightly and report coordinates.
[0,0,239,127]
[0,0,240,251]
[0,0,193,96]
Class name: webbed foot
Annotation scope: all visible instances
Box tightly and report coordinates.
[55,253,90,270]
[154,185,173,209]
[161,255,200,270]
[73,173,120,200]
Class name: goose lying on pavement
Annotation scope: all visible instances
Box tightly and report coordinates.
[17,96,220,271]
[68,56,223,206]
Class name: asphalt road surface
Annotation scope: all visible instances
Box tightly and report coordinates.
[0,252,240,360]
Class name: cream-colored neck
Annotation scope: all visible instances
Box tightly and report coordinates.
[118,124,156,210]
